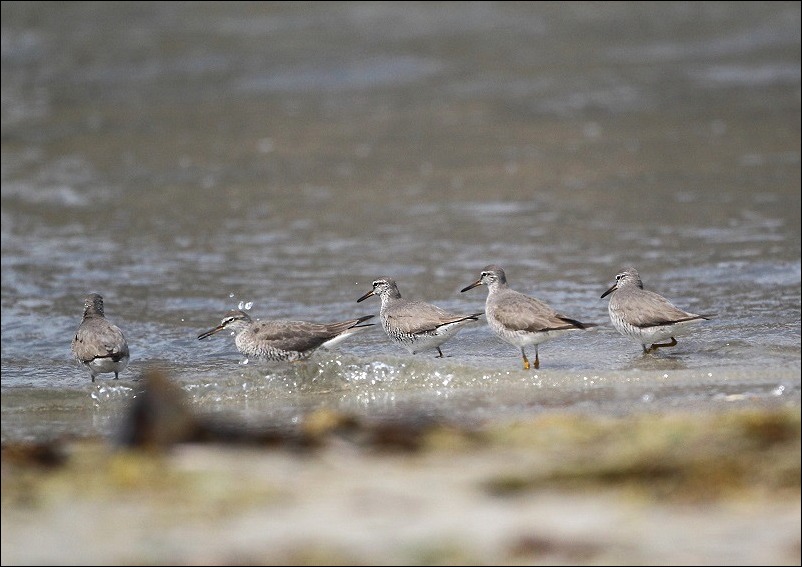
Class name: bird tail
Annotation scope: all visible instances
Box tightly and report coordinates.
[558,317,599,330]
[351,314,376,328]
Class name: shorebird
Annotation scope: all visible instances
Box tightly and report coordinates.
[601,266,711,353]
[198,309,375,362]
[71,293,130,382]
[461,265,597,370]
[356,277,483,357]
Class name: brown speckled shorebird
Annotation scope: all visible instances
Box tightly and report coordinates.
[71,293,130,382]
[198,309,375,361]
[461,265,597,370]
[357,277,483,358]
[601,266,711,353]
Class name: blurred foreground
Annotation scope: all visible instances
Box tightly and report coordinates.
[2,370,800,565]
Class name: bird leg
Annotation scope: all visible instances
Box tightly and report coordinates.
[533,346,540,369]
[521,348,530,370]
[645,337,678,353]
[436,347,444,358]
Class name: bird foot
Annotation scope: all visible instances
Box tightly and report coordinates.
[649,337,678,351]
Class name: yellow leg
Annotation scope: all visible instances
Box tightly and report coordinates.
[521,348,530,370]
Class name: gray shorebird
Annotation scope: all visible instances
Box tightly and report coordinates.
[356,277,483,357]
[461,265,597,370]
[601,267,711,354]
[198,309,375,362]
[71,293,130,382]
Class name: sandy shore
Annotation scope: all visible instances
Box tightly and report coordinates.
[2,376,799,565]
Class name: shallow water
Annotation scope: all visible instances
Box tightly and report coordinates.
[2,2,800,443]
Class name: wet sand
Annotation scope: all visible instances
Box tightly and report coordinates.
[2,371,799,565]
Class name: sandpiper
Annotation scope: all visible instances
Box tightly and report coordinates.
[198,309,375,362]
[601,266,711,353]
[356,277,483,357]
[71,293,130,382]
[461,265,597,370]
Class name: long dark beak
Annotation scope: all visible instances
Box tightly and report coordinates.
[198,325,225,340]
[600,283,617,299]
[356,289,375,303]
[460,279,482,293]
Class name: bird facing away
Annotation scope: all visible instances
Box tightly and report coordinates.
[197,309,375,362]
[356,277,483,357]
[601,266,711,354]
[71,293,130,382]
[461,265,597,370]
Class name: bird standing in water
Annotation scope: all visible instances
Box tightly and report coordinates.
[601,266,711,353]
[461,265,597,370]
[72,293,130,382]
[357,277,482,357]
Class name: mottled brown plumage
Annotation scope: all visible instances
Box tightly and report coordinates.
[198,309,374,361]
[357,277,482,357]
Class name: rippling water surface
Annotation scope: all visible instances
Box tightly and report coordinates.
[2,2,800,442]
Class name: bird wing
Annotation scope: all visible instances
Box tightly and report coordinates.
[72,323,129,363]
[491,291,580,333]
[248,320,337,352]
[618,291,702,328]
[384,301,473,334]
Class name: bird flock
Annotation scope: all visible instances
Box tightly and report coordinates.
[72,265,712,381]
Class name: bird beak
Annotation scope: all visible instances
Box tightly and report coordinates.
[460,279,482,293]
[600,283,617,299]
[356,289,375,303]
[198,324,225,340]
